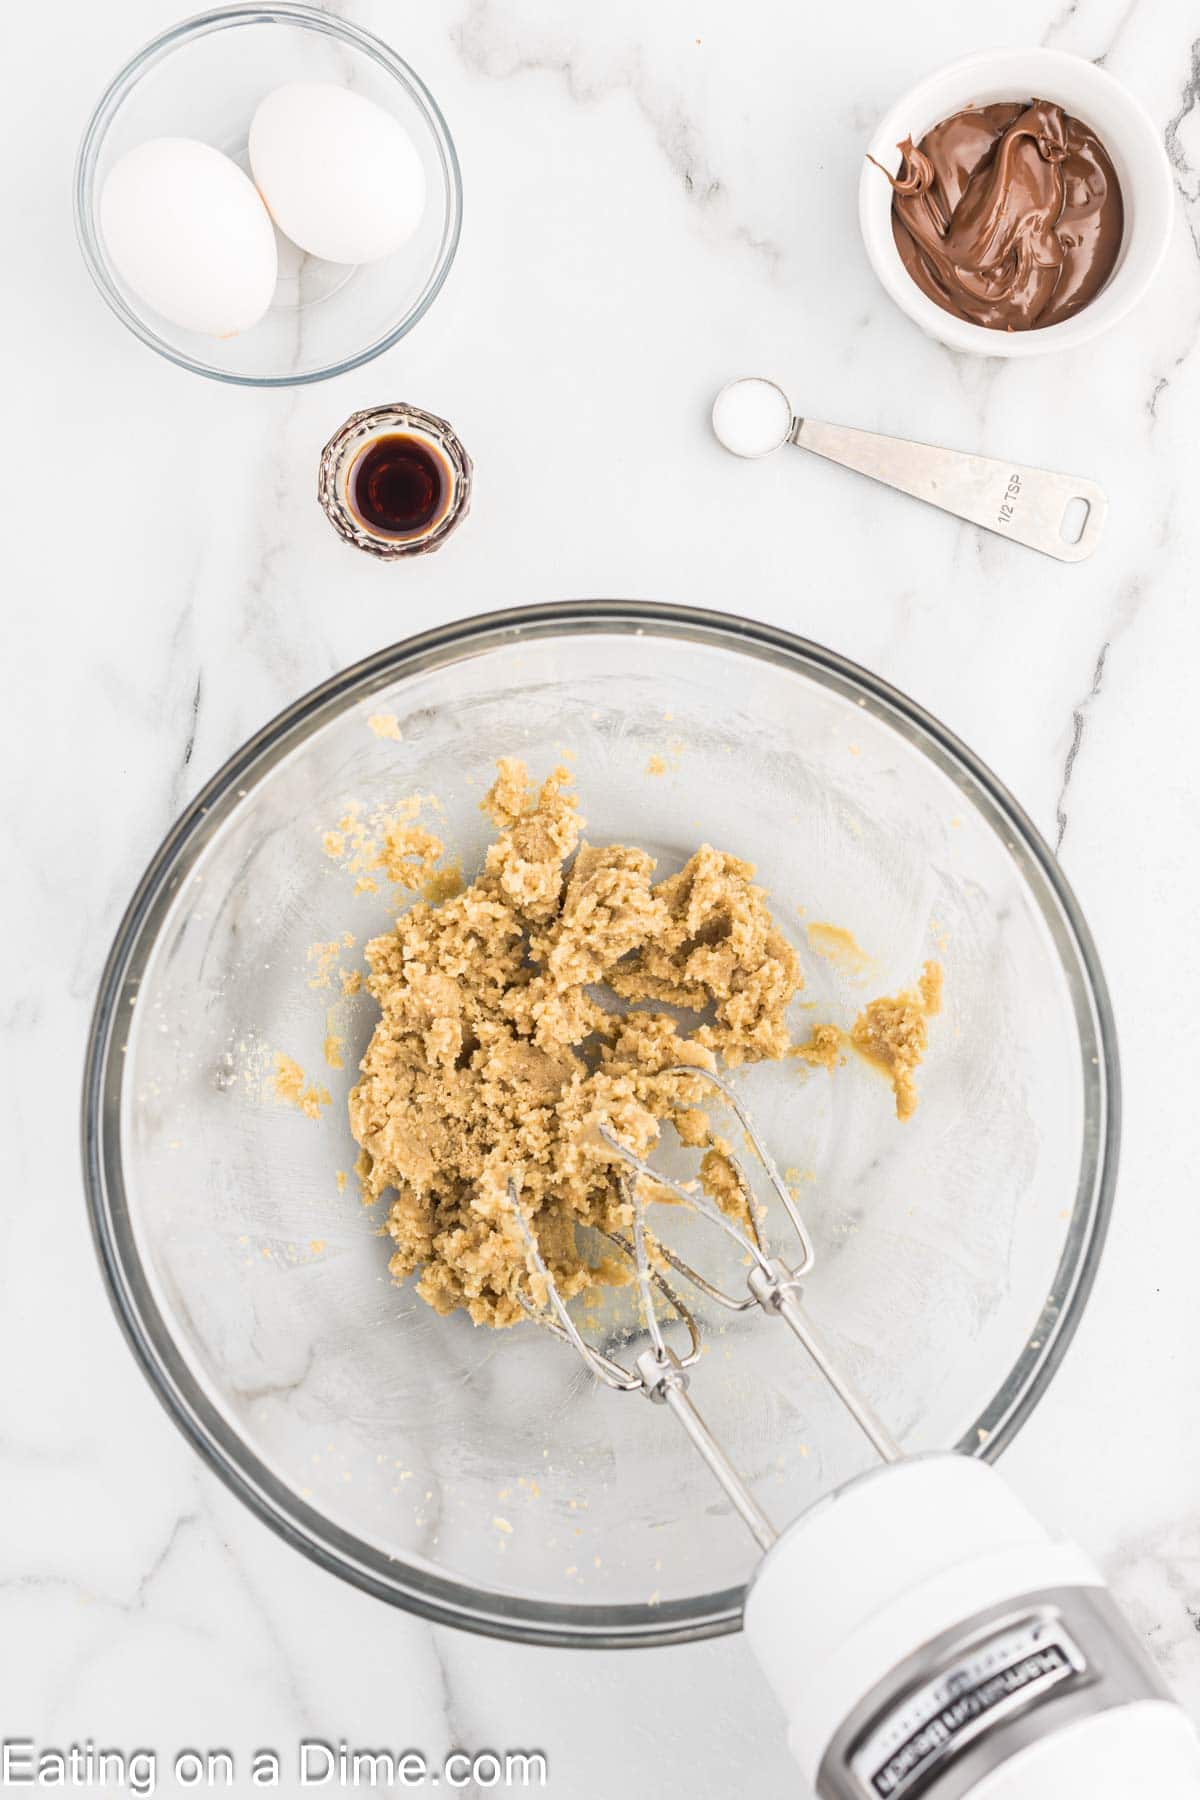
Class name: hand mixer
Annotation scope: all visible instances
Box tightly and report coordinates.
[509,1068,1200,1800]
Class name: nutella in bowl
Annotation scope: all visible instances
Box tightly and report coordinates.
[859,48,1174,358]
[874,98,1123,332]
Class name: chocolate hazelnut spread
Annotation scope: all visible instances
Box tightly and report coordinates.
[873,99,1123,331]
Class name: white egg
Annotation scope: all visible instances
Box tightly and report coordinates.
[100,138,278,338]
[249,81,426,266]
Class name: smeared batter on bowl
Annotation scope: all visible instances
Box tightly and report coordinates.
[851,961,943,1121]
[348,761,939,1325]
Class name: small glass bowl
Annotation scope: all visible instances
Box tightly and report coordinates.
[318,404,473,559]
[74,4,463,387]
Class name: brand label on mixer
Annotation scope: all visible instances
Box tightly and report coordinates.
[850,1612,1086,1800]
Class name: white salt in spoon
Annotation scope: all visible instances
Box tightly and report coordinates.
[711,376,1107,562]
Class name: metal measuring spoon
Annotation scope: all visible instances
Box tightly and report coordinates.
[711,376,1107,562]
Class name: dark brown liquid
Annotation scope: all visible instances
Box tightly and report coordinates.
[348,434,450,538]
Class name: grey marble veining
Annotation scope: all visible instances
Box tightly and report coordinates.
[2,0,1199,1794]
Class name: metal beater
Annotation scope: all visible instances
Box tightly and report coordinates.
[506,1068,1200,1800]
[508,1064,900,1553]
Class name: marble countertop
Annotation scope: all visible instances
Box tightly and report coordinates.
[4,0,1200,1792]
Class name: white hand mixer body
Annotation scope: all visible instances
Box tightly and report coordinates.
[748,1455,1200,1799]
[511,1066,1200,1799]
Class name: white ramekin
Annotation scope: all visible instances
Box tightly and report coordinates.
[859,47,1174,357]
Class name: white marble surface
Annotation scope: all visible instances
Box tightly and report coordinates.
[4,0,1200,1793]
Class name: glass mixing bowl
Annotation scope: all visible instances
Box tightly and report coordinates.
[82,602,1118,1646]
[74,5,462,386]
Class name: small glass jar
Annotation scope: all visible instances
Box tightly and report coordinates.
[318,403,472,559]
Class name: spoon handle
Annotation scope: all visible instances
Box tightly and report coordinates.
[791,416,1107,562]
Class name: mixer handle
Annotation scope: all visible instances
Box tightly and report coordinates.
[745,1454,1200,1799]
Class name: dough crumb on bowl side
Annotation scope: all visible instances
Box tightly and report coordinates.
[273,1051,331,1120]
[850,961,943,1120]
[793,1022,844,1071]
